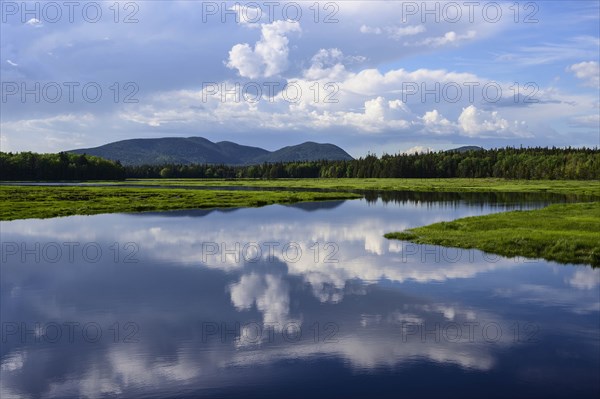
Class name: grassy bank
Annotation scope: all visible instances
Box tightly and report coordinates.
[0,186,360,221]
[385,202,600,266]
[93,178,600,198]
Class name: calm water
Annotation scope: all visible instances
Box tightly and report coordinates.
[1,193,599,398]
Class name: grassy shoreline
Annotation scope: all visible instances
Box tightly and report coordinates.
[385,202,600,267]
[73,178,600,198]
[2,180,598,267]
[0,186,360,221]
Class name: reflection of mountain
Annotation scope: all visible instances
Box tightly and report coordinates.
[284,200,346,212]
[128,200,347,218]
[125,190,582,219]
[132,207,241,218]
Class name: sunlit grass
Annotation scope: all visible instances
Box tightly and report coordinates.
[88,178,600,197]
[385,202,600,266]
[0,186,360,221]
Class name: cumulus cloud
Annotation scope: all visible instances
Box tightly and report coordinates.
[567,61,600,88]
[421,109,454,135]
[311,96,412,132]
[226,20,301,78]
[301,48,366,82]
[229,273,293,326]
[1,1,598,152]
[458,105,530,138]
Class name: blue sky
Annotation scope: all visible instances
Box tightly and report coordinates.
[1,0,599,157]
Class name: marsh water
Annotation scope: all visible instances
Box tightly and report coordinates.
[1,192,599,398]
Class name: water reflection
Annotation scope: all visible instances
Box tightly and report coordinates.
[1,195,598,398]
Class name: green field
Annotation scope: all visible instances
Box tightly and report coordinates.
[385,202,600,267]
[91,178,600,197]
[0,186,360,221]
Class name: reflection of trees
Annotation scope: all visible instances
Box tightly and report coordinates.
[362,190,587,206]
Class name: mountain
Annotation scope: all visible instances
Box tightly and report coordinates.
[447,146,484,153]
[69,137,353,166]
[252,142,353,163]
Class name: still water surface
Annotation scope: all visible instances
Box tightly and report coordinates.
[1,193,599,398]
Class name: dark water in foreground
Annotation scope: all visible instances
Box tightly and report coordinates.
[1,193,599,398]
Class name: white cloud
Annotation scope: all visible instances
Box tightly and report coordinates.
[0,114,95,152]
[360,24,425,40]
[411,30,476,47]
[421,109,454,135]
[229,4,264,26]
[497,37,600,67]
[569,114,600,128]
[403,146,433,155]
[0,0,597,153]
[567,269,600,290]
[360,25,382,34]
[226,20,301,78]
[229,273,293,326]
[311,96,412,132]
[3,113,95,133]
[310,48,344,68]
[458,105,530,138]
[1,351,26,372]
[25,18,42,27]
[567,61,600,88]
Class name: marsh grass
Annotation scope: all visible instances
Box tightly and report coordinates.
[385,202,600,266]
[99,178,600,197]
[0,186,360,221]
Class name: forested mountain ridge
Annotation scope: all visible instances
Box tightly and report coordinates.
[69,137,354,166]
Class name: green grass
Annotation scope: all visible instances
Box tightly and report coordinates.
[385,202,600,267]
[87,178,600,198]
[0,186,360,221]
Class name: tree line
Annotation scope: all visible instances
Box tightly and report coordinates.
[0,152,126,180]
[1,147,597,181]
[126,147,599,180]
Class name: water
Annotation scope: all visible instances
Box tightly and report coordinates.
[1,194,598,398]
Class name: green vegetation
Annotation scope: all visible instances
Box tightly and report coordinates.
[101,178,600,198]
[0,152,125,180]
[0,186,360,221]
[385,202,600,266]
[126,147,599,179]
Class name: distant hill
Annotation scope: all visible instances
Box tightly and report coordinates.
[70,137,353,166]
[252,142,353,163]
[447,146,484,153]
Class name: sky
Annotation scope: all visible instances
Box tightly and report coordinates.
[1,0,599,157]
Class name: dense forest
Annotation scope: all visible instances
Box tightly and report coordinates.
[1,147,598,181]
[126,147,599,180]
[0,152,126,180]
